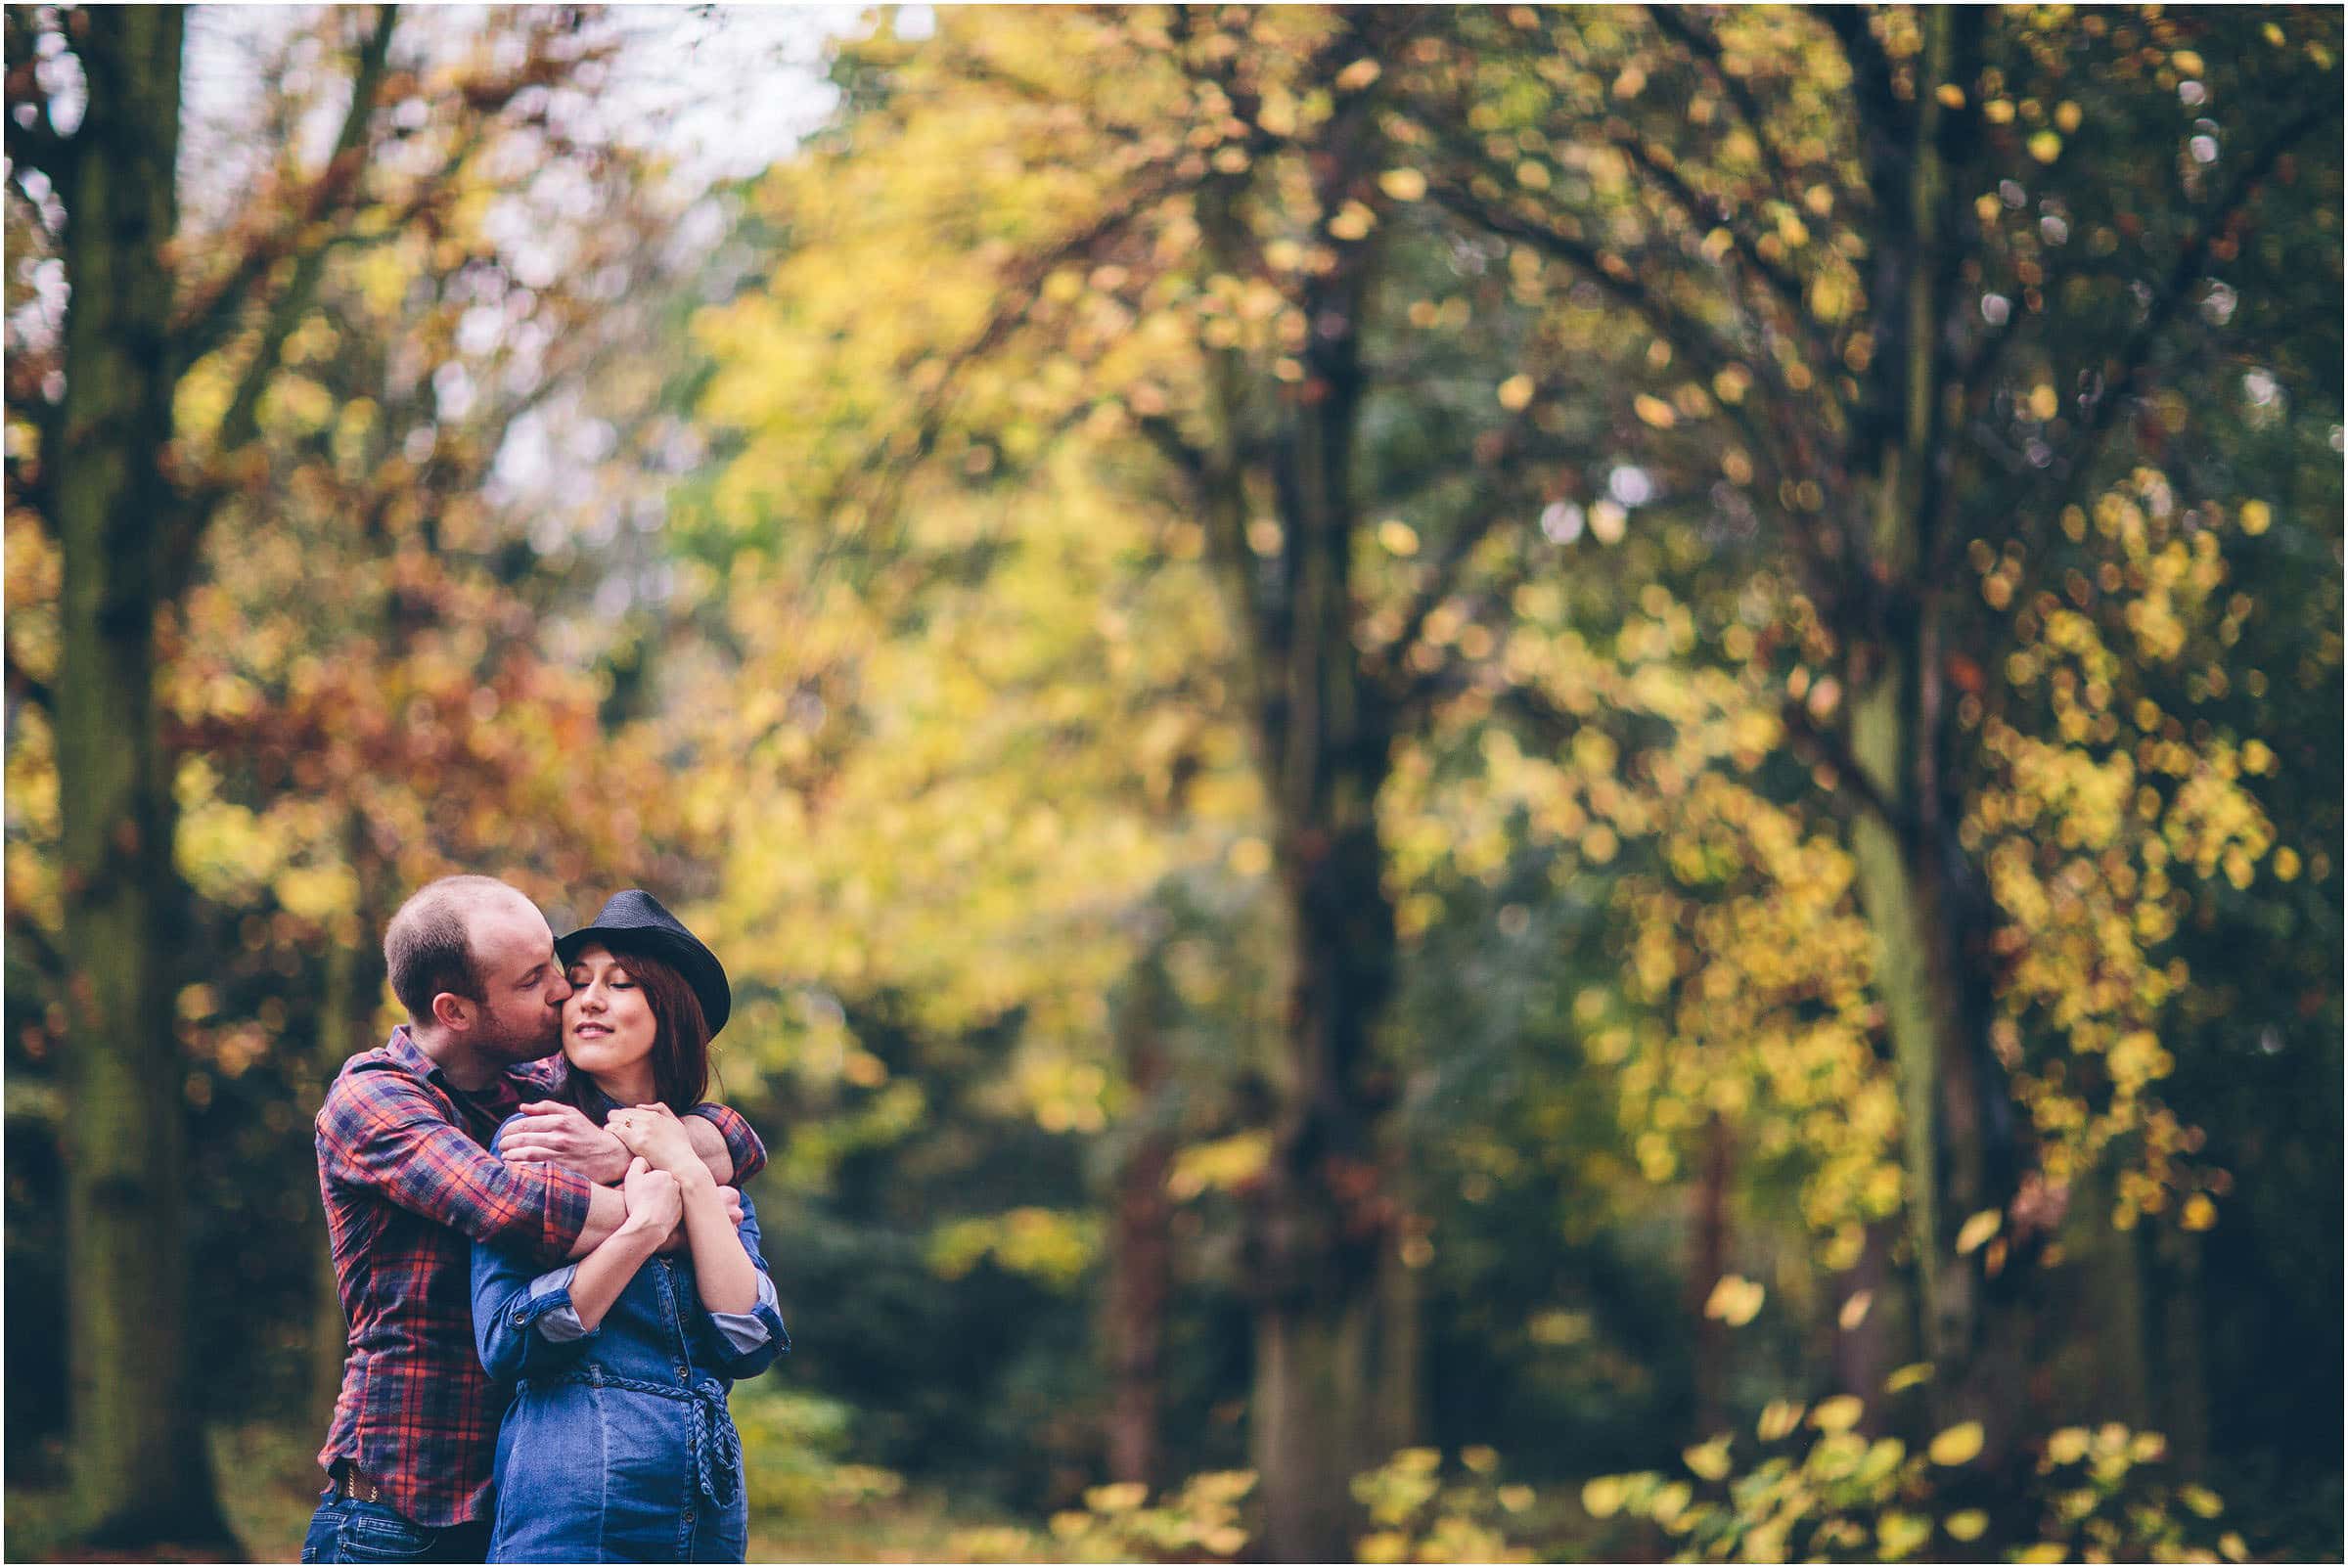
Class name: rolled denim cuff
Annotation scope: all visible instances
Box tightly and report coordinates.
[707,1269,786,1354]
[513,1264,595,1342]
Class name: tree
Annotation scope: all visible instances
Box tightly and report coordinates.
[6,5,246,1549]
[1393,2,2338,1478]
[4,4,668,1543]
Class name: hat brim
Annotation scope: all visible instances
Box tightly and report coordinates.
[556,924,732,1038]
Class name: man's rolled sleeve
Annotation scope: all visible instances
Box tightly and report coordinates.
[685,1102,767,1184]
[320,1075,593,1267]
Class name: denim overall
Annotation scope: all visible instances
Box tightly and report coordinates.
[473,1122,786,1562]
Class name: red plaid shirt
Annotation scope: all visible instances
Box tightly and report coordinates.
[314,1026,766,1527]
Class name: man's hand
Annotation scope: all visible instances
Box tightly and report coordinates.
[501,1100,630,1185]
[654,1186,744,1253]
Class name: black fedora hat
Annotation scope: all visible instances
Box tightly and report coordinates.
[557,890,732,1038]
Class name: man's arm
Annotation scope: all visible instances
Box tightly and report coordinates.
[501,1100,748,1186]
[318,1074,594,1268]
[683,1102,765,1185]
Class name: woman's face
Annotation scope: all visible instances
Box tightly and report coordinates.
[561,942,657,1084]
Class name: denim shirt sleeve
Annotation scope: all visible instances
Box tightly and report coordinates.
[700,1190,789,1380]
[473,1115,597,1381]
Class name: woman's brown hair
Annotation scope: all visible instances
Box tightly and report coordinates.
[562,945,710,1118]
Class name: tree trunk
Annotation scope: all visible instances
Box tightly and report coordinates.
[1171,27,1404,1556]
[309,918,380,1425]
[1831,1221,1898,1432]
[2148,1225,2211,1471]
[1105,949,1175,1489]
[1687,1114,1733,1438]
[1843,2,2030,1472]
[53,7,239,1552]
[1371,1205,1422,1459]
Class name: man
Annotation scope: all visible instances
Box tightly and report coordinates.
[302,875,766,1563]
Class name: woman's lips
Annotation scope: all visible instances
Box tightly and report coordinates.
[572,1021,612,1038]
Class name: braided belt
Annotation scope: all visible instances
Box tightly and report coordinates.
[521,1366,744,1507]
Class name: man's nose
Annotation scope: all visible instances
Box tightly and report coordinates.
[547,974,574,1004]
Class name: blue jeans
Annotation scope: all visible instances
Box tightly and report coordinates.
[301,1493,493,1563]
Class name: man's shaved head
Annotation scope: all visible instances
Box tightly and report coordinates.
[384,875,533,1022]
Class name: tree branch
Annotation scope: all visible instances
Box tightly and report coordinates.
[1781,693,1903,835]
[1964,99,2332,559]
[1647,6,1840,218]
[171,5,397,372]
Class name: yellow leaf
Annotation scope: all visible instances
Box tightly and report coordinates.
[1497,374,1536,411]
[1581,1476,1625,1519]
[2173,49,2206,76]
[1378,168,1427,202]
[1878,1510,1931,1560]
[1086,1481,1148,1513]
[1812,1396,1864,1433]
[2239,499,2273,535]
[1703,1274,1765,1326]
[1886,1362,1934,1393]
[2220,1531,2249,1561]
[2180,1484,2225,1518]
[1683,1438,1733,1481]
[1634,393,1677,428]
[1497,1484,1535,1513]
[1838,1291,1874,1330]
[1936,83,1965,109]
[1945,1510,1989,1542]
[2055,100,2082,133]
[2046,1427,2092,1465]
[1462,1445,1499,1473]
[1328,202,1377,242]
[2029,130,2063,163]
[1334,58,1381,92]
[1956,1208,2004,1255]
[2182,1193,2218,1231]
[2016,1546,2069,1563]
[1357,1530,1409,1563]
[1377,519,1421,557]
[1929,1422,1985,1466]
[2028,384,2060,422]
[1203,1525,1248,1556]
[1758,1401,1805,1442]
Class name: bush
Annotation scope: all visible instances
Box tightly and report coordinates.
[1580,1401,2250,1564]
[1351,1446,1546,1563]
[733,1379,907,1524]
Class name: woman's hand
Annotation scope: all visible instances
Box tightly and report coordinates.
[618,1155,683,1239]
[609,1102,704,1180]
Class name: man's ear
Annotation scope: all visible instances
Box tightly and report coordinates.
[431,991,474,1033]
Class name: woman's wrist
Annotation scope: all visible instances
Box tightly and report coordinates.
[614,1210,674,1247]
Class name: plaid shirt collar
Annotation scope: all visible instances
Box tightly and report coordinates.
[381,1024,550,1110]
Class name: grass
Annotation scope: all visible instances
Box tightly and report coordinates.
[5,1424,1043,1564]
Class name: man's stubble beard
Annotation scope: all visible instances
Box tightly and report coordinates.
[476,1006,565,1067]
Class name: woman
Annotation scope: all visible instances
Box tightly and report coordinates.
[473,890,786,1563]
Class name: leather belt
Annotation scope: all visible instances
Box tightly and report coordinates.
[332,1458,388,1504]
